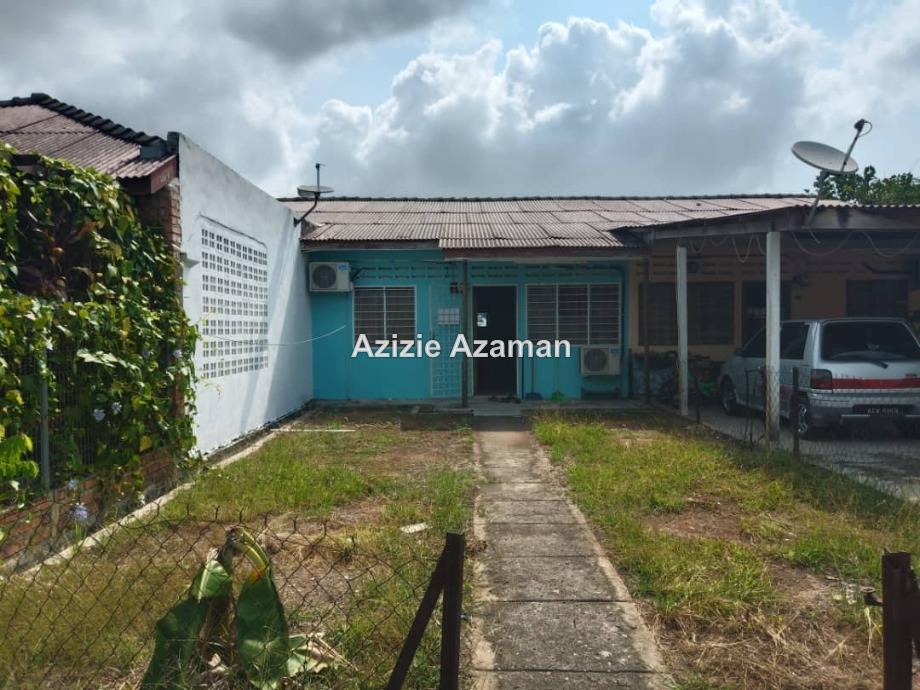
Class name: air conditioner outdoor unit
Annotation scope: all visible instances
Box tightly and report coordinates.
[309,262,350,292]
[580,346,621,376]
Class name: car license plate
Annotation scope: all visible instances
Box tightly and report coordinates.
[858,405,904,417]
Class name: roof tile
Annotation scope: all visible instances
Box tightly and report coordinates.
[0,94,174,181]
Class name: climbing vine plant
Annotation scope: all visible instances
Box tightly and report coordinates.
[0,144,197,502]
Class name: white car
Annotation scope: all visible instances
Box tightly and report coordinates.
[719,318,920,438]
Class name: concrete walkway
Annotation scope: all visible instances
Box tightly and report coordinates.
[470,416,668,690]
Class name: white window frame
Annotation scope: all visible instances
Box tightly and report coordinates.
[352,285,417,344]
[525,283,621,346]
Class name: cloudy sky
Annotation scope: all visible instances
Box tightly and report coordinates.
[2,0,919,197]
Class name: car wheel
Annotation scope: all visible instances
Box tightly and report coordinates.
[721,378,739,416]
[793,396,816,439]
[896,421,920,439]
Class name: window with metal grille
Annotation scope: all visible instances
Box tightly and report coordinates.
[639,282,734,345]
[846,279,908,318]
[354,287,416,343]
[526,284,621,345]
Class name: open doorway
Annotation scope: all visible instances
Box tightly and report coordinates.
[472,286,517,397]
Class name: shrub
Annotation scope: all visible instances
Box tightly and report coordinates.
[0,144,196,502]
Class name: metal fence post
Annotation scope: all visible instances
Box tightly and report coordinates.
[792,367,800,459]
[39,356,51,492]
[440,532,464,690]
[386,532,466,690]
[881,552,913,690]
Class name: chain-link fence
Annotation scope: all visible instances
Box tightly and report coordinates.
[11,343,103,494]
[630,352,722,414]
[759,365,920,502]
[0,499,464,690]
[631,342,920,503]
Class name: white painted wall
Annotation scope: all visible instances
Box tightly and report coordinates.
[175,134,313,453]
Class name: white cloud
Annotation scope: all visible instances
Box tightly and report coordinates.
[314,1,828,195]
[4,0,920,195]
[0,0,480,193]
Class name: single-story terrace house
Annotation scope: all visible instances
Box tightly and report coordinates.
[4,93,919,452]
[282,195,920,411]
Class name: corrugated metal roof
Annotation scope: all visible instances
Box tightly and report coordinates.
[282,195,833,251]
[0,93,175,182]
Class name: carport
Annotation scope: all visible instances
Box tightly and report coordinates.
[630,203,920,447]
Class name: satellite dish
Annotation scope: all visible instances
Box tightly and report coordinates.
[297,184,334,197]
[792,141,858,174]
[293,163,334,226]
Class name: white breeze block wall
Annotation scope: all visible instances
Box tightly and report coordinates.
[176,134,313,453]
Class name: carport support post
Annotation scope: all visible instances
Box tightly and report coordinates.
[676,242,689,417]
[765,230,782,446]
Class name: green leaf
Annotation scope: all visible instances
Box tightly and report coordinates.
[140,559,231,690]
[236,565,303,690]
[190,559,231,601]
[75,349,121,368]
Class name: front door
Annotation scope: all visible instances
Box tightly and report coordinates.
[472,286,517,396]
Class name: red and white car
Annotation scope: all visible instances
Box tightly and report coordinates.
[719,318,920,438]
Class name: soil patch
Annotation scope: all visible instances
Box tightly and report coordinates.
[646,496,748,543]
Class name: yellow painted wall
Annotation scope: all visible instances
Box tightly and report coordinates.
[629,239,920,363]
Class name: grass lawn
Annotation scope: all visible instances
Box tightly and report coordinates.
[532,409,919,690]
[0,410,474,690]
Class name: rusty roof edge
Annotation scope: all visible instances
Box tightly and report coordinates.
[618,205,799,231]
[623,203,920,235]
[280,193,819,203]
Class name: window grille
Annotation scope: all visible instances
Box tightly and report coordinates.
[354,287,416,343]
[639,282,734,345]
[526,284,621,345]
[846,279,908,318]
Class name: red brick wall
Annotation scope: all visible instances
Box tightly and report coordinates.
[134,177,181,249]
[0,450,177,563]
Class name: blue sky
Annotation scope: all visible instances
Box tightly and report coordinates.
[305,1,865,109]
[2,0,918,196]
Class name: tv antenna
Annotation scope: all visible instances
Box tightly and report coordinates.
[293,162,334,226]
[792,118,872,227]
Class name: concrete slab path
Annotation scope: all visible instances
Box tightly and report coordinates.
[470,416,669,690]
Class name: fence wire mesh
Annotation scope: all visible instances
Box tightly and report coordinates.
[12,343,102,493]
[631,351,920,504]
[0,499,459,690]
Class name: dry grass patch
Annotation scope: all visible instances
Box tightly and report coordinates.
[1,412,475,690]
[532,409,916,690]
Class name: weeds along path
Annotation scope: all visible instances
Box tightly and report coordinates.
[469,415,669,690]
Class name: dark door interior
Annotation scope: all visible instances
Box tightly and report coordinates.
[473,286,517,396]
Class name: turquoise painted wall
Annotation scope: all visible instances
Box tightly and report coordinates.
[309,249,631,401]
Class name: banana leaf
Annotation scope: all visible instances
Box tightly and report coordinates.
[236,563,304,689]
[140,558,232,689]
